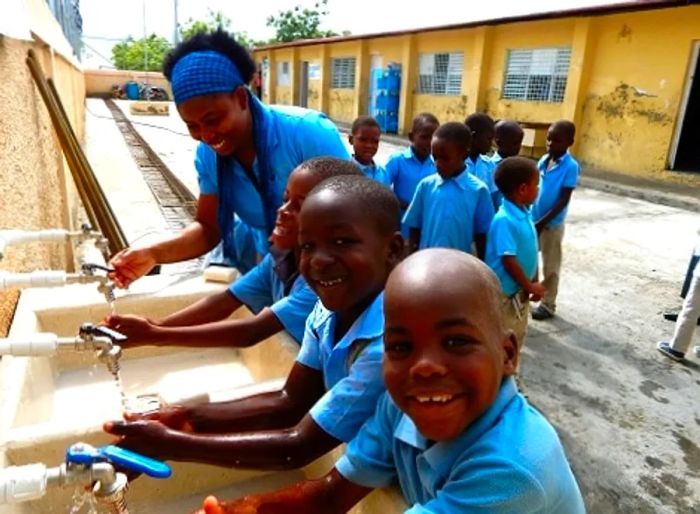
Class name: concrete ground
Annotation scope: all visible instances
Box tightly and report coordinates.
[88,100,700,513]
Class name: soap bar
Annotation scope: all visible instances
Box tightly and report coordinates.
[203,265,238,284]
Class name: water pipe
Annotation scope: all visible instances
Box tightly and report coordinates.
[0,442,171,512]
[0,323,126,375]
[0,226,106,262]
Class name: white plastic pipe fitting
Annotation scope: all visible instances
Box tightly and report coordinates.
[0,333,59,357]
[0,464,48,504]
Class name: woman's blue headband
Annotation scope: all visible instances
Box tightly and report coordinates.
[171,50,244,104]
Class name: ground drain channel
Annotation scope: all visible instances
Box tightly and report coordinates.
[103,99,203,275]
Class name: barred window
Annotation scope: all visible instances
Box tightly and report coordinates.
[417,52,463,96]
[277,61,290,87]
[331,57,356,89]
[502,47,571,103]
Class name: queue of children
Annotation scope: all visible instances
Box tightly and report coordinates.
[99,29,589,514]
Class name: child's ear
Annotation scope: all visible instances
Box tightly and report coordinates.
[501,331,518,376]
[386,232,405,267]
[348,134,354,145]
[408,131,415,142]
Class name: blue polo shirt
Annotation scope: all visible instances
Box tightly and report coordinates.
[352,156,390,186]
[296,293,386,443]
[336,378,586,514]
[403,170,495,253]
[490,151,505,166]
[486,199,539,296]
[466,154,497,194]
[385,147,436,206]
[195,104,349,256]
[532,152,580,228]
[229,251,317,343]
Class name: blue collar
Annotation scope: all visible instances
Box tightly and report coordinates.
[403,146,432,165]
[436,168,470,190]
[394,377,518,480]
[352,156,376,169]
[315,292,385,350]
[502,198,530,220]
[544,151,571,172]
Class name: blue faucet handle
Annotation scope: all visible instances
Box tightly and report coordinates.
[66,443,172,479]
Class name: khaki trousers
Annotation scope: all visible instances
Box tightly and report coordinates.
[500,292,530,351]
[539,224,565,312]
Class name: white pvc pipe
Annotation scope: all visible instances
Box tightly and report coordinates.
[0,270,67,289]
[0,230,70,260]
[0,333,58,356]
[0,464,48,504]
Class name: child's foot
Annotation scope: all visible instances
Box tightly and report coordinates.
[656,341,685,362]
[531,304,554,320]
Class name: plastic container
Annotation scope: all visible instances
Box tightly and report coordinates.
[125,81,140,100]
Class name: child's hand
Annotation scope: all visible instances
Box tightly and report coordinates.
[103,420,179,460]
[103,314,158,346]
[192,495,261,514]
[124,404,193,432]
[535,220,545,234]
[527,282,546,302]
[109,247,157,288]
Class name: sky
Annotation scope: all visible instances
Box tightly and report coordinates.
[80,0,616,68]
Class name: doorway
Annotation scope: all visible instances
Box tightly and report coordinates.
[299,61,310,108]
[671,42,700,171]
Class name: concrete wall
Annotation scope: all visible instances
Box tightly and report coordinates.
[0,11,84,274]
[84,69,171,98]
[253,4,700,183]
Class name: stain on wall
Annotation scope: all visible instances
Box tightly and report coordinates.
[307,84,321,111]
[328,89,355,123]
[412,95,470,123]
[276,86,292,105]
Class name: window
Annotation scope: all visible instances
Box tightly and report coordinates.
[417,52,464,96]
[502,47,571,103]
[331,57,356,89]
[277,61,290,87]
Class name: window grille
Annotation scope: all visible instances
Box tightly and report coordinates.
[331,57,356,89]
[502,47,571,103]
[417,52,463,96]
[277,61,290,87]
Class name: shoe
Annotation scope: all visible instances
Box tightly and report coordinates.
[663,312,700,325]
[656,341,685,362]
[531,304,554,320]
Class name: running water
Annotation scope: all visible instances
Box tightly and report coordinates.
[68,487,97,514]
[111,369,130,412]
[109,300,117,317]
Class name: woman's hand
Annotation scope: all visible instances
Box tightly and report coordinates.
[109,247,158,288]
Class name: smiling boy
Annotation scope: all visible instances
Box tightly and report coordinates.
[197,249,585,514]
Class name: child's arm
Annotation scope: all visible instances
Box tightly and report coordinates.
[535,187,574,233]
[474,185,496,261]
[194,469,372,514]
[408,228,421,254]
[104,363,343,470]
[502,256,545,300]
[159,290,242,326]
[474,233,487,260]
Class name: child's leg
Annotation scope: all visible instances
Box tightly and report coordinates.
[539,224,565,313]
[499,293,529,367]
[669,272,700,354]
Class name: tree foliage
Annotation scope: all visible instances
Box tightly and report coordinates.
[180,9,258,49]
[266,0,344,43]
[111,34,171,71]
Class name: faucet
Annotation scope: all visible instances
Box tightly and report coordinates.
[0,442,171,512]
[0,225,107,261]
[0,323,127,375]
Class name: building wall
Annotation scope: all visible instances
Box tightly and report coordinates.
[0,8,85,274]
[253,5,700,182]
[84,70,171,98]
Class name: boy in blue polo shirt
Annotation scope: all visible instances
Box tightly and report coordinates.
[491,119,525,166]
[105,176,404,473]
[486,157,545,349]
[465,112,498,200]
[385,113,439,234]
[404,122,494,258]
[349,115,389,186]
[531,120,580,320]
[197,249,585,514]
[104,157,362,347]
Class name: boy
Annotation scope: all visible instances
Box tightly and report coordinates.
[491,119,525,165]
[465,112,498,197]
[531,120,580,321]
[197,249,585,514]
[486,157,545,348]
[348,115,389,186]
[385,113,439,235]
[404,122,494,258]
[104,176,404,471]
[104,157,362,347]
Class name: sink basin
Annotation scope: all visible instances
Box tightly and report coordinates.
[0,274,407,513]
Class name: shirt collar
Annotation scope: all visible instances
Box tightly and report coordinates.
[404,146,432,166]
[394,377,518,479]
[502,198,529,219]
[436,168,470,190]
[544,151,571,171]
[270,247,298,290]
[352,155,376,170]
[334,291,385,350]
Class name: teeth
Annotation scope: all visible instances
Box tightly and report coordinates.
[211,140,225,150]
[415,395,453,404]
[318,277,343,287]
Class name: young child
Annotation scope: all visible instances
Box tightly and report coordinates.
[404,121,494,258]
[489,120,525,208]
[104,157,362,347]
[348,115,389,186]
[196,249,585,514]
[486,157,545,349]
[385,112,439,235]
[104,176,404,472]
[465,112,498,197]
[531,120,580,320]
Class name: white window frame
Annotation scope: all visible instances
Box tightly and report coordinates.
[502,47,571,103]
[331,57,356,89]
[416,52,464,96]
[277,61,290,87]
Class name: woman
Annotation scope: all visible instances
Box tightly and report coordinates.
[109,29,348,287]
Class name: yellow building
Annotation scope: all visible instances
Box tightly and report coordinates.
[253,0,700,183]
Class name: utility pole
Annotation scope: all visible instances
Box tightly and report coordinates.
[173,0,180,45]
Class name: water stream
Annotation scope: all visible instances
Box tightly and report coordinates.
[110,369,130,412]
[68,487,97,514]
